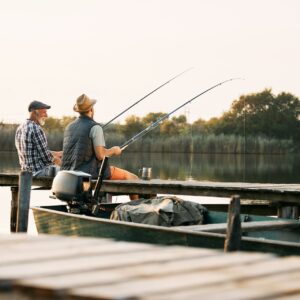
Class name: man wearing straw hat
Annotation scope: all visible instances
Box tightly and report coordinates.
[61,94,139,199]
[15,100,63,177]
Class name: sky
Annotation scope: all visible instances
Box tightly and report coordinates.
[1,0,300,124]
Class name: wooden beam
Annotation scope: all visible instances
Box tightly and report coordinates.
[100,180,300,205]
[176,220,300,234]
[0,173,52,188]
[203,203,277,215]
[224,195,241,252]
[16,171,32,233]
[10,186,18,232]
[1,173,300,205]
[277,206,299,219]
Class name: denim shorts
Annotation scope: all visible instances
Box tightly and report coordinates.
[33,165,60,178]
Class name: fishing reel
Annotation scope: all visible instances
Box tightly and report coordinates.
[52,170,96,215]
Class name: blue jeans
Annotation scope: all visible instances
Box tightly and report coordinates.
[33,165,60,178]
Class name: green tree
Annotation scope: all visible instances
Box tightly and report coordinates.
[159,114,188,136]
[141,112,166,137]
[172,115,189,134]
[193,118,216,134]
[44,116,76,132]
[121,115,145,139]
[214,89,300,140]
[160,119,177,135]
[60,116,76,129]
[142,112,166,126]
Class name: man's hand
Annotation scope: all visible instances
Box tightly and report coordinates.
[111,146,122,156]
[53,156,61,166]
[95,146,122,160]
[51,151,63,165]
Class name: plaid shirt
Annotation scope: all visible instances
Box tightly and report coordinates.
[15,120,54,173]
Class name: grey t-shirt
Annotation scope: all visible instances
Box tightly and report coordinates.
[89,125,106,148]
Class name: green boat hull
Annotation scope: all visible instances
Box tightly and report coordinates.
[32,205,300,256]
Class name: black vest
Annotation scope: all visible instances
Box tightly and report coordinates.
[61,115,110,179]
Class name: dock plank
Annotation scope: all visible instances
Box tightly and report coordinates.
[1,234,300,300]
[100,179,300,204]
[146,271,300,300]
[2,173,300,204]
[275,294,300,300]
[15,252,269,298]
[68,257,300,299]
[0,239,153,266]
[0,243,213,283]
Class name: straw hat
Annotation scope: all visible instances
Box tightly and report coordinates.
[73,94,97,113]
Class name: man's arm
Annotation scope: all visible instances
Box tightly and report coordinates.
[94,145,121,160]
[90,125,122,160]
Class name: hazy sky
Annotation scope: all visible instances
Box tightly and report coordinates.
[1,0,299,124]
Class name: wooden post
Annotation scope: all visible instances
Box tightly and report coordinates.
[277,206,299,220]
[16,171,32,232]
[224,195,241,252]
[10,186,19,232]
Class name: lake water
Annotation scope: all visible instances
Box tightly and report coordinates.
[1,151,300,235]
[2,151,300,183]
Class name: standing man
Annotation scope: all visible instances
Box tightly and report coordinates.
[15,100,62,177]
[61,94,139,199]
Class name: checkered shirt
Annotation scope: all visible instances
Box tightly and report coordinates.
[15,120,54,172]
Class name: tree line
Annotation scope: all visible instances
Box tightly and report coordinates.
[1,89,300,154]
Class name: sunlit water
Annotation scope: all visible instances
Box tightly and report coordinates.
[2,151,300,235]
[0,187,62,235]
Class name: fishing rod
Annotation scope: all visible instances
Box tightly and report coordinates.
[93,155,108,201]
[120,78,242,150]
[102,68,193,129]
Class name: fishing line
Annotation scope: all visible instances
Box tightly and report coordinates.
[102,68,193,129]
[185,106,194,180]
[121,77,243,150]
[243,95,246,182]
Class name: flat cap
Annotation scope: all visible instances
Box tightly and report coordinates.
[28,100,51,112]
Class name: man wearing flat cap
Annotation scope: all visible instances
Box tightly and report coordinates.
[15,100,63,177]
[61,94,139,200]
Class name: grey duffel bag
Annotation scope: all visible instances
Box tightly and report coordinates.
[110,196,207,227]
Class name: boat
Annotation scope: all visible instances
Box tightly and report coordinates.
[32,203,300,256]
[32,170,300,256]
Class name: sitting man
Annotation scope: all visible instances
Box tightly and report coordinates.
[60,94,139,200]
[15,100,62,177]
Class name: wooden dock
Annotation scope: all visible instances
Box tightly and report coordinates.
[1,233,300,299]
[1,172,299,234]
[1,173,300,204]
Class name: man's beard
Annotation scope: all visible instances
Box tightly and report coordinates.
[38,117,46,126]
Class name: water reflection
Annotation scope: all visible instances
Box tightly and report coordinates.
[110,152,300,183]
[0,151,19,173]
[1,151,300,183]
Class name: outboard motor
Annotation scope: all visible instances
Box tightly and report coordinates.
[52,170,93,214]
